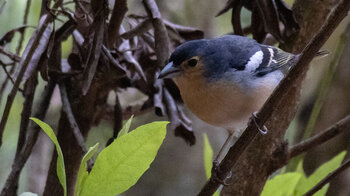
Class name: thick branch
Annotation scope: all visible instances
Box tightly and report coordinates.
[198,0,350,195]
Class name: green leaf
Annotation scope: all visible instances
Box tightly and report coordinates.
[203,133,213,179]
[81,121,169,196]
[261,173,301,196]
[75,143,100,196]
[117,115,134,138]
[30,118,67,196]
[203,133,219,196]
[19,192,38,196]
[294,151,346,196]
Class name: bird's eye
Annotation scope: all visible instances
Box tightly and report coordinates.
[187,59,198,67]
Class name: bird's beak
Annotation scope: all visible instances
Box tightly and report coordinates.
[158,61,181,79]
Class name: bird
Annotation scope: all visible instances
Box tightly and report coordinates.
[158,35,325,161]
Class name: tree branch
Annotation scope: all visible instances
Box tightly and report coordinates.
[59,82,87,153]
[289,114,350,159]
[198,0,350,195]
[0,46,21,62]
[15,74,38,158]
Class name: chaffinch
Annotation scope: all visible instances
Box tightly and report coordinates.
[159,35,303,133]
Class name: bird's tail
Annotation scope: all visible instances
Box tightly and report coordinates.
[294,50,329,63]
[315,50,329,58]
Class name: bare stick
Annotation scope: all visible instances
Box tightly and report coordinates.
[15,74,38,158]
[197,0,350,195]
[0,65,19,89]
[0,46,21,62]
[289,114,350,158]
[304,159,350,196]
[59,82,87,153]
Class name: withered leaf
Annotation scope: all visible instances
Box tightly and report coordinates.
[15,14,52,81]
[0,25,31,46]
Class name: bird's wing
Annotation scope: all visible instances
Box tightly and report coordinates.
[254,45,297,77]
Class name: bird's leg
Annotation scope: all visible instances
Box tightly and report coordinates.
[251,111,268,134]
[211,130,234,185]
[214,130,234,163]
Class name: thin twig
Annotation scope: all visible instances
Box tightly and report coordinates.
[59,82,87,153]
[289,114,350,158]
[101,45,127,72]
[217,0,234,17]
[16,0,32,55]
[106,94,123,146]
[1,65,19,90]
[0,46,21,62]
[304,158,350,196]
[197,0,350,195]
[15,74,38,158]
[231,0,243,35]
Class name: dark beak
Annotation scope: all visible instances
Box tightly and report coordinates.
[158,61,181,79]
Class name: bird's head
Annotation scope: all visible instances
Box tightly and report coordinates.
[158,39,223,80]
[158,35,268,87]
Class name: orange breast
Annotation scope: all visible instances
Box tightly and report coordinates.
[174,75,272,130]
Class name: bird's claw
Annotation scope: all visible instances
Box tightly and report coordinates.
[251,112,268,135]
[211,160,232,186]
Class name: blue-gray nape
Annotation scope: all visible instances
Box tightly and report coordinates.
[169,39,209,66]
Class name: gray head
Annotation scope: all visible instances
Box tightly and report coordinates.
[158,35,261,81]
